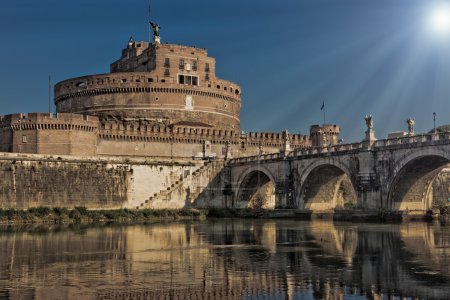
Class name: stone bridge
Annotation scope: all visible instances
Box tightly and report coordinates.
[226,132,450,213]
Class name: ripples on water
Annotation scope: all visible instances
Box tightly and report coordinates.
[0,220,449,300]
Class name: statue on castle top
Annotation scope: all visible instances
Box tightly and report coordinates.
[365,114,373,131]
[406,118,415,136]
[150,21,161,38]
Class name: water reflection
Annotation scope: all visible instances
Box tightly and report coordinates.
[0,221,449,299]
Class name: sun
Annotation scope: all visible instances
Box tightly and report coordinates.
[428,3,450,35]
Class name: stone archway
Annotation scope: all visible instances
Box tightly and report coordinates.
[388,155,450,211]
[297,164,357,211]
[236,170,276,210]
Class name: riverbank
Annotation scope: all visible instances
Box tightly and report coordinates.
[0,207,207,225]
[0,207,446,225]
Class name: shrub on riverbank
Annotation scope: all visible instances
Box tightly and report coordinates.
[0,207,207,225]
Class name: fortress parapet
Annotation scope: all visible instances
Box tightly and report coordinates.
[310,124,340,147]
[0,113,98,156]
[96,116,311,158]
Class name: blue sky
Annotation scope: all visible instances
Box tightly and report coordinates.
[1,0,449,142]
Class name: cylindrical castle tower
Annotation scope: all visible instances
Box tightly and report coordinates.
[310,124,341,147]
[54,40,241,131]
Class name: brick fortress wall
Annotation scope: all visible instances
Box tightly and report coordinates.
[0,113,98,156]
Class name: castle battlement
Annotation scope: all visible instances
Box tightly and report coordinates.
[0,113,98,156]
[0,113,98,130]
[55,76,240,104]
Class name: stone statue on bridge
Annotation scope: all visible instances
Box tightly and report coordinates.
[365,115,374,131]
[364,114,376,144]
[407,118,415,136]
[282,130,291,153]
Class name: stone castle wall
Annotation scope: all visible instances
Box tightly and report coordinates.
[0,112,311,159]
[97,120,310,159]
[0,113,98,156]
[0,153,206,210]
[55,75,240,130]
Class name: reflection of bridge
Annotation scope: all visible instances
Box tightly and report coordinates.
[1,221,450,299]
[227,133,450,213]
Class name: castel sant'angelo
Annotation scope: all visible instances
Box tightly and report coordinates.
[0,24,340,160]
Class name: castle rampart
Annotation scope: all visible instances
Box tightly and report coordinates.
[0,113,98,156]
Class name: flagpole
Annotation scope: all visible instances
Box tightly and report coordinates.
[48,75,52,114]
[321,101,326,125]
[148,0,151,43]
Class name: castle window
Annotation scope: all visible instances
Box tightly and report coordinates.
[22,135,27,143]
[205,63,210,72]
[217,85,220,89]
[179,59,185,70]
[164,68,170,77]
[235,89,239,95]
[224,87,227,91]
[192,60,198,71]
[121,79,127,83]
[178,75,199,86]
[148,78,153,83]
[164,58,170,67]
[205,73,210,81]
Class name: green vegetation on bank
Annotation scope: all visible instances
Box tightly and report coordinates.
[0,207,447,225]
[0,207,207,225]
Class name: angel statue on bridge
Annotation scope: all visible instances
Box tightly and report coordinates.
[365,114,374,131]
[406,118,415,136]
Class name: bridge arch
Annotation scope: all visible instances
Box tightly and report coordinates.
[296,159,357,211]
[235,167,276,210]
[387,149,450,211]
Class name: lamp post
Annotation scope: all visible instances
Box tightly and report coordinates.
[433,112,437,134]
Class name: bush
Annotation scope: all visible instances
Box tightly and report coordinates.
[53,207,69,216]
[28,207,52,216]
[344,202,357,209]
[73,206,88,216]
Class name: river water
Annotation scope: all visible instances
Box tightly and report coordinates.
[0,220,449,300]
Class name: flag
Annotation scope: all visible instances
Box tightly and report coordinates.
[321,101,325,111]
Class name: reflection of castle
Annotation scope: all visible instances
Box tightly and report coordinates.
[2,221,450,300]
[0,34,340,159]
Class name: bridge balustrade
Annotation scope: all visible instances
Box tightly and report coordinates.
[227,132,450,166]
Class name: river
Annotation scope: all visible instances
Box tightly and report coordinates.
[0,220,449,299]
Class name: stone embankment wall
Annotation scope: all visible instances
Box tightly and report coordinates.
[432,168,450,208]
[0,153,223,210]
